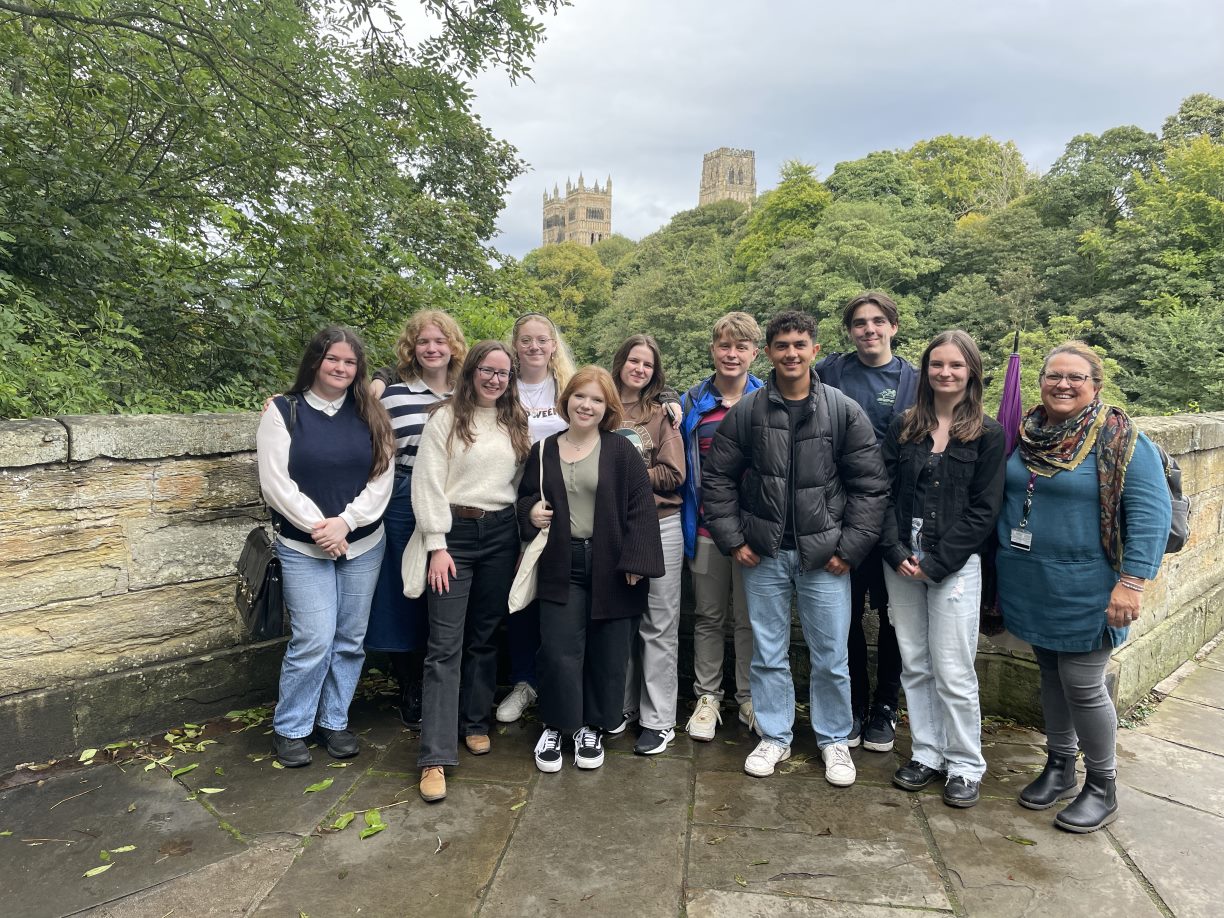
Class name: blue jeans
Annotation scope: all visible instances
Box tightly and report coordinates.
[365,472,427,653]
[742,549,853,748]
[884,554,986,781]
[273,537,385,739]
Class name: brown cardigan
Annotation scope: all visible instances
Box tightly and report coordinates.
[516,430,665,620]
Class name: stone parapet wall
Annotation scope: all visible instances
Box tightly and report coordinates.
[0,413,263,700]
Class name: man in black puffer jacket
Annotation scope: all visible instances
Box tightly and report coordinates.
[703,310,887,786]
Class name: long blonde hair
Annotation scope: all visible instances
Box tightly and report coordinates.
[510,312,575,390]
[393,310,467,388]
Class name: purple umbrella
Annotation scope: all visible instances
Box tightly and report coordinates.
[997,331,1023,455]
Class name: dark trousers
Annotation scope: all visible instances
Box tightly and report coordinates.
[507,599,540,686]
[417,507,518,768]
[1032,644,1116,774]
[366,472,428,653]
[848,546,902,717]
[538,539,638,735]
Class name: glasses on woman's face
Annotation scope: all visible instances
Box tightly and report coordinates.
[1040,372,1093,387]
[476,365,511,382]
[517,336,553,349]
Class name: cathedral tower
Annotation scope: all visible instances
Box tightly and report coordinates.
[699,148,756,207]
[542,173,612,246]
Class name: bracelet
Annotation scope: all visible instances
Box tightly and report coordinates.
[1119,580,1145,593]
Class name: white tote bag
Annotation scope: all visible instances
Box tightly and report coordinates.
[508,457,548,613]
[401,528,428,599]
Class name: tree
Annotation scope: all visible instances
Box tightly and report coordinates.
[734,161,830,276]
[826,151,927,207]
[1034,126,1161,227]
[0,0,565,416]
[1161,93,1224,146]
[521,242,613,360]
[903,135,1032,217]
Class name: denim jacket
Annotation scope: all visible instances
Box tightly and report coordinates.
[880,414,1006,583]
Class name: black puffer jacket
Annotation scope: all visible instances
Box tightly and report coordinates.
[702,370,888,571]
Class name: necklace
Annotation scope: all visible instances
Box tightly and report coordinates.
[519,377,555,413]
[562,432,597,454]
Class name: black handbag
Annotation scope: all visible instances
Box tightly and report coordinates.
[236,394,296,640]
[236,524,287,640]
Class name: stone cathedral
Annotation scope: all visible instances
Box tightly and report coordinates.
[698,147,756,206]
[542,174,612,245]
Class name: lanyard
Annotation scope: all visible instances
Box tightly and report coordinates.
[1016,472,1038,531]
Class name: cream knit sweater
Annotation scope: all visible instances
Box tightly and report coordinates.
[410,404,523,551]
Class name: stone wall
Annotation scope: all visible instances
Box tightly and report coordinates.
[3,410,1223,768]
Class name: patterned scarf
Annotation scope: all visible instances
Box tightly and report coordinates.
[1018,399,1137,570]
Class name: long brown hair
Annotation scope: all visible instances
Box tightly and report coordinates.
[392,309,467,388]
[289,326,395,477]
[897,329,986,444]
[435,340,530,463]
[610,334,666,420]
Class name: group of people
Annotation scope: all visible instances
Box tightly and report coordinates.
[255,291,1171,836]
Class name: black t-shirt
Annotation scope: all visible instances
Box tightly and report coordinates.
[780,397,807,551]
[838,357,903,445]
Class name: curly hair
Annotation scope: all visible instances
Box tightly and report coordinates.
[392,310,467,388]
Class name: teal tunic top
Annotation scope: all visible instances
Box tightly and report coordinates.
[995,433,1171,652]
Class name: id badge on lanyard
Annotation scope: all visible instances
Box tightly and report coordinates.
[1010,472,1038,552]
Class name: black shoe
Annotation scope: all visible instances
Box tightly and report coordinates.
[399,679,422,730]
[863,705,898,752]
[634,727,675,756]
[943,775,980,808]
[1018,752,1079,810]
[272,732,312,767]
[847,715,863,749]
[315,727,359,759]
[1055,770,1118,833]
[893,759,944,791]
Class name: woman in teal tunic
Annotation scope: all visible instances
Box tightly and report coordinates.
[996,342,1171,833]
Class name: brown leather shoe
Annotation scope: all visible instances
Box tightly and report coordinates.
[419,766,446,802]
[464,734,491,756]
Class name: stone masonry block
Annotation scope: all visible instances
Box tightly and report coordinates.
[61,412,258,462]
[0,522,129,615]
[0,579,240,695]
[125,510,262,589]
[151,454,261,512]
[0,418,68,467]
[1138,415,1200,456]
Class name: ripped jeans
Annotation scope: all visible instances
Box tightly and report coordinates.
[884,554,986,781]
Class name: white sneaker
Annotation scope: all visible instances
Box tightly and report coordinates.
[822,742,857,787]
[686,694,722,742]
[534,727,563,773]
[573,726,604,769]
[744,739,792,777]
[738,701,762,737]
[496,682,537,723]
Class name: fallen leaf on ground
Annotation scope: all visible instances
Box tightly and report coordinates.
[1005,834,1037,846]
[359,824,386,840]
[706,835,727,845]
[197,788,225,794]
[326,762,350,768]
[79,749,97,763]
[82,864,112,878]
[109,845,137,853]
[734,874,747,887]
[510,801,526,811]
[0,831,12,837]
[271,761,285,770]
[170,763,198,778]
[331,812,356,831]
[303,778,333,794]
[749,859,769,866]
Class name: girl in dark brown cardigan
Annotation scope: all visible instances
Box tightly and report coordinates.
[516,366,665,773]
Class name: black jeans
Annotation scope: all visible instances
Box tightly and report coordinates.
[538,539,638,735]
[418,507,518,768]
[848,546,902,717]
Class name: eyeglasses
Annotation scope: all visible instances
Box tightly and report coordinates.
[516,336,553,349]
[476,366,511,382]
[1040,372,1093,387]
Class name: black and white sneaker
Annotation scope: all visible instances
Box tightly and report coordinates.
[573,726,604,769]
[634,727,675,756]
[606,710,638,736]
[863,705,898,753]
[534,727,563,773]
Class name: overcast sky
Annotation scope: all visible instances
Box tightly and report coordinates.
[454,0,1224,257]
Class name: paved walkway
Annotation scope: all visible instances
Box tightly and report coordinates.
[4,640,1223,918]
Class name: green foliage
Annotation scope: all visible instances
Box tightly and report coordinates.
[520,242,612,359]
[903,135,1032,217]
[734,161,830,276]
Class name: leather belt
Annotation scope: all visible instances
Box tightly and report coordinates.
[451,504,489,519]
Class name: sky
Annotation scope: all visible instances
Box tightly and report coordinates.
[444,1,1224,257]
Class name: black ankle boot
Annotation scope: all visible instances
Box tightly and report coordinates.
[1054,770,1118,833]
[399,679,422,730]
[1018,752,1078,810]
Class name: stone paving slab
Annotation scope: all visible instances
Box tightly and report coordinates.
[1110,785,1222,918]
[685,888,954,917]
[253,775,522,918]
[926,797,1162,917]
[1169,661,1224,709]
[0,762,245,918]
[480,755,690,916]
[1137,694,1224,756]
[1116,729,1224,818]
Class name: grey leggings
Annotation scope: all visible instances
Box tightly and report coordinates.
[1032,645,1116,775]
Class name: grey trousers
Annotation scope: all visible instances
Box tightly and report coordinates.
[1032,644,1117,774]
[689,535,753,706]
[625,513,684,730]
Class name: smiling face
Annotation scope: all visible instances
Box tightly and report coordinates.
[766,329,818,384]
[566,380,607,433]
[926,343,970,402]
[619,344,655,395]
[1040,352,1099,422]
[848,302,898,367]
[313,341,358,401]
[414,323,452,375]
[473,348,512,408]
[710,335,758,382]
[514,318,556,377]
